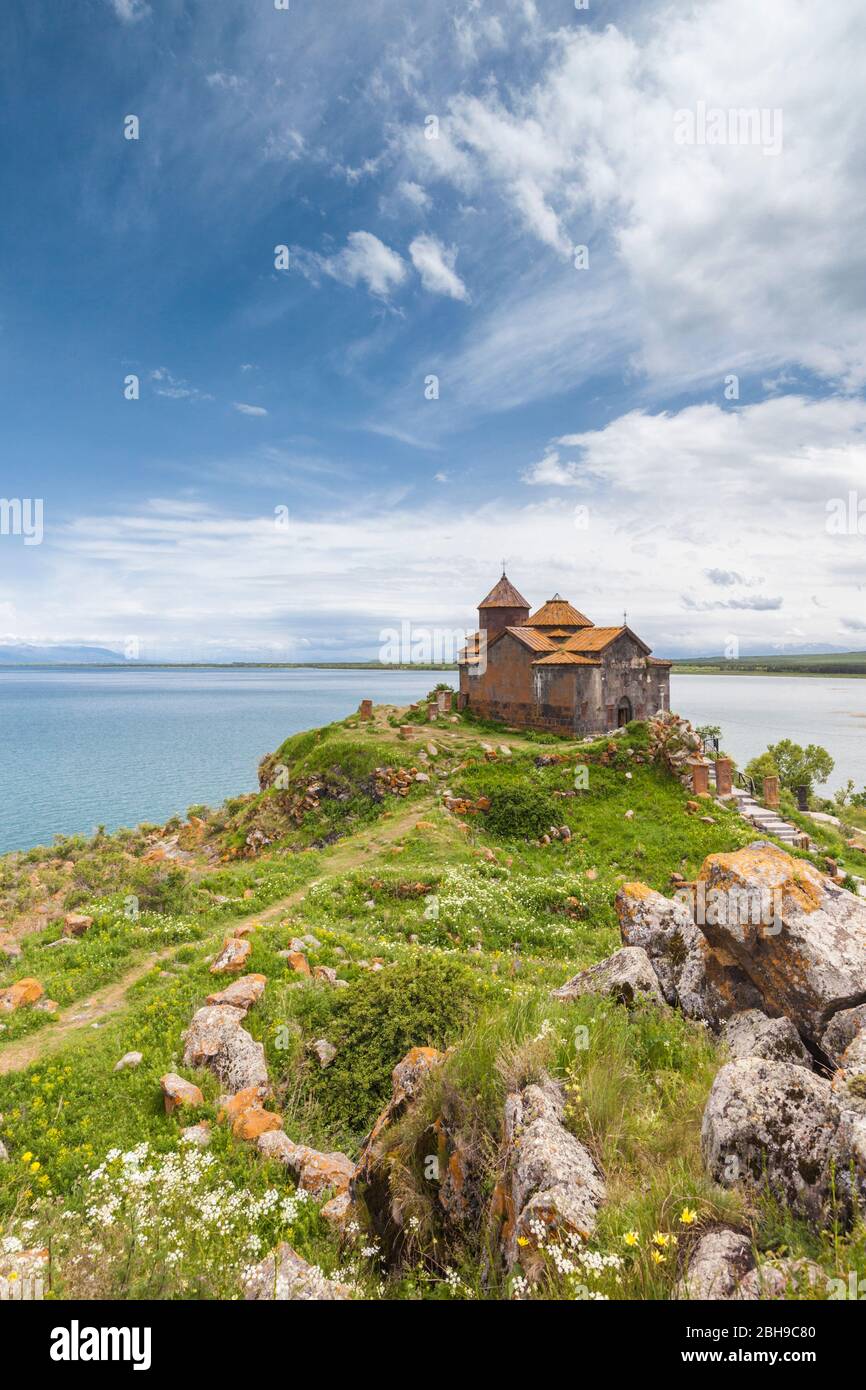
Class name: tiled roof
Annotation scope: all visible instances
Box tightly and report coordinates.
[647,655,672,666]
[531,651,601,666]
[526,598,593,629]
[478,573,530,609]
[562,625,626,652]
[502,626,557,652]
[564,625,652,656]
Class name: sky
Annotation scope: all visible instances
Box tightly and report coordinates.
[1,0,865,660]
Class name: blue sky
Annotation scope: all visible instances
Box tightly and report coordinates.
[1,0,865,659]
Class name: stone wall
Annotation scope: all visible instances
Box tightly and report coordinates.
[460,630,671,735]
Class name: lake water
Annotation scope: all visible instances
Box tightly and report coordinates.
[0,668,863,854]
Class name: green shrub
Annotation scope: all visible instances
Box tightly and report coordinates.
[312,954,481,1137]
[482,784,559,839]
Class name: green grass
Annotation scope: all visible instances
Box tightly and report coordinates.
[2,710,863,1300]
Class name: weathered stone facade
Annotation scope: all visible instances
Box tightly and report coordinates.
[458,574,671,735]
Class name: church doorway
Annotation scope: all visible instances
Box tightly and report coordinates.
[616,697,632,727]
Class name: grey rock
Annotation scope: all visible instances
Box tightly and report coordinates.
[732,1258,827,1300]
[721,1010,812,1069]
[182,1004,268,1093]
[243,1243,352,1301]
[113,1050,144,1072]
[822,1004,866,1065]
[697,842,866,1045]
[676,1229,754,1300]
[499,1077,605,1277]
[552,946,665,1008]
[180,1122,212,1149]
[616,883,760,1026]
[701,1059,842,1222]
[310,1038,337,1068]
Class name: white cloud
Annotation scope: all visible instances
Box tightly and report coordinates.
[519,393,866,648]
[298,231,408,299]
[150,368,212,403]
[397,180,431,211]
[206,71,244,91]
[107,0,149,22]
[408,235,469,301]
[8,393,866,658]
[404,0,866,388]
[233,402,268,417]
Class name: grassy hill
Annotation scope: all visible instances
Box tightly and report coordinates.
[673,651,866,675]
[1,701,864,1300]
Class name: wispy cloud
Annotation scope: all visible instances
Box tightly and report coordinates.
[408,235,470,302]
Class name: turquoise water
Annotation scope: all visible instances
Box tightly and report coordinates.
[1,668,864,855]
[0,667,435,854]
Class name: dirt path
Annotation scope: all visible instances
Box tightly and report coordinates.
[0,950,175,1075]
[0,796,436,1076]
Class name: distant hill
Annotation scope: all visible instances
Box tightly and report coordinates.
[0,643,123,665]
[672,651,866,675]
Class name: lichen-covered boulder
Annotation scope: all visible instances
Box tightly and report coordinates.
[182,1004,268,1093]
[160,1073,204,1115]
[698,842,866,1045]
[701,1059,842,1221]
[494,1077,605,1279]
[320,1191,354,1234]
[243,1243,352,1301]
[721,1010,812,1069]
[206,973,266,1014]
[217,1085,282,1141]
[210,937,253,976]
[257,1130,354,1196]
[0,978,45,1013]
[676,1229,754,1300]
[832,1033,866,1111]
[616,883,759,1026]
[551,946,665,1008]
[822,1004,866,1066]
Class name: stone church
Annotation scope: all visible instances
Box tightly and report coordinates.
[458,573,671,735]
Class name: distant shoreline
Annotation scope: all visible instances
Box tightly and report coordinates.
[1,660,865,678]
[672,666,866,678]
[0,662,460,671]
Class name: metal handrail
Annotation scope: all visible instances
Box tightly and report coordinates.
[733,769,756,797]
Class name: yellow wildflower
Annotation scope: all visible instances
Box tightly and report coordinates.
[679,1207,698,1226]
[623,1230,640,1248]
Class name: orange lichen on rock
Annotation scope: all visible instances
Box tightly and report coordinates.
[619,881,654,902]
[699,843,825,914]
[0,977,45,1013]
